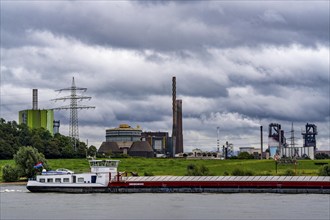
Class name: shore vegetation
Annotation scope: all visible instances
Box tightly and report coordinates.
[1,157,329,182]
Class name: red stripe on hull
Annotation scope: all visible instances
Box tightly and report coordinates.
[109,181,330,189]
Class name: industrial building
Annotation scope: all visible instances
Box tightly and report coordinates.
[239,147,262,159]
[268,123,317,159]
[18,89,56,135]
[98,124,154,158]
[100,77,184,158]
[141,131,169,155]
[106,124,142,143]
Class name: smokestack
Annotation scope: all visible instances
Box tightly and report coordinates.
[32,89,38,110]
[172,76,176,125]
[172,77,176,157]
[175,99,183,154]
[260,125,263,159]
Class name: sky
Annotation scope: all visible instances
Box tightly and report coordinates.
[0,1,329,152]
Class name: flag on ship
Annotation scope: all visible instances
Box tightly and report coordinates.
[34,162,43,169]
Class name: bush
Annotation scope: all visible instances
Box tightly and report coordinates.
[237,152,254,159]
[13,146,48,178]
[318,165,330,176]
[2,164,19,182]
[260,171,272,176]
[283,169,295,176]
[315,153,330,159]
[231,168,254,176]
[144,171,154,176]
[185,164,211,176]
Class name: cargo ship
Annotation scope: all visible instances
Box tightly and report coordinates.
[26,160,330,194]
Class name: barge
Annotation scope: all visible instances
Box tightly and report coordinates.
[26,160,330,194]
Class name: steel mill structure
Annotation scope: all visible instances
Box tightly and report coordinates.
[268,122,317,159]
[52,77,95,150]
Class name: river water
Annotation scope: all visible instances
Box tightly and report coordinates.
[1,184,329,220]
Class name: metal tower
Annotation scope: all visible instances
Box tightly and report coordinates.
[288,122,298,158]
[302,123,317,148]
[52,77,95,150]
[217,127,220,153]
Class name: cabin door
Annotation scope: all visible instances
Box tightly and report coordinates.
[91,176,97,183]
[73,176,76,183]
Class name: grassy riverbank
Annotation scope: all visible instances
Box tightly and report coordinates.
[1,158,329,182]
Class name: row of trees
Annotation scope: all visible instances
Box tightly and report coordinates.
[0,118,97,159]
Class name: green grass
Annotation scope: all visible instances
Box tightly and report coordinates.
[1,158,329,182]
[117,158,329,176]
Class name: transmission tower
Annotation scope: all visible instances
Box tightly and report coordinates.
[52,77,95,150]
[289,122,298,158]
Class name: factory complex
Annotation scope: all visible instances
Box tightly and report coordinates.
[17,78,327,160]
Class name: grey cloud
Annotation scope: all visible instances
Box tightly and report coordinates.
[1,1,328,52]
[179,75,228,98]
[1,1,329,151]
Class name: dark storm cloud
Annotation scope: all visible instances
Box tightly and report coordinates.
[1,1,328,51]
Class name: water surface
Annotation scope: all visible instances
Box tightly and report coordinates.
[1,184,329,220]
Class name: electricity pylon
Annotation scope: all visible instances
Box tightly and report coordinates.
[52,77,95,150]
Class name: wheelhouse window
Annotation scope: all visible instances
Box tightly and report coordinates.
[78,177,84,183]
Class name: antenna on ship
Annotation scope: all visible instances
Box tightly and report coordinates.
[52,77,95,151]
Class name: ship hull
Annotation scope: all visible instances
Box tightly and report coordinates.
[27,176,330,194]
[26,185,110,193]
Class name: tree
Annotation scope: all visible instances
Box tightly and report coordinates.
[0,118,96,159]
[75,141,88,158]
[61,145,75,158]
[18,123,32,147]
[46,139,61,158]
[13,146,48,178]
[87,145,97,157]
[0,119,21,158]
[237,152,254,159]
[0,140,15,159]
[2,164,19,182]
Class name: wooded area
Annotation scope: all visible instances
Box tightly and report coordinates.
[0,118,96,159]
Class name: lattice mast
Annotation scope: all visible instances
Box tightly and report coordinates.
[289,122,298,158]
[52,77,95,150]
